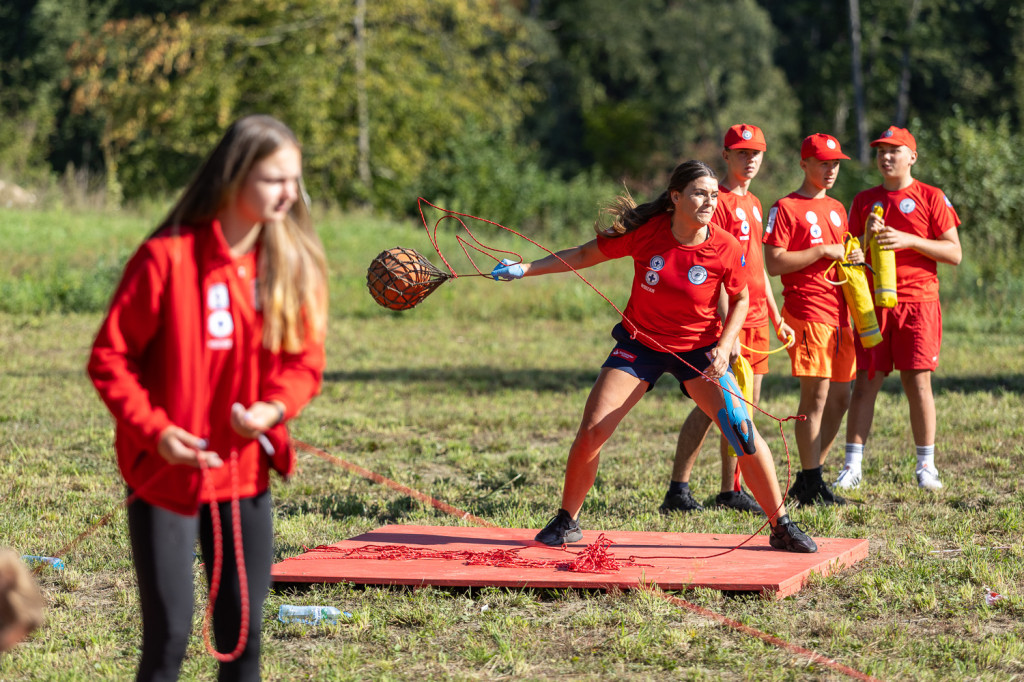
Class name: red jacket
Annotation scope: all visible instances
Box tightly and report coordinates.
[88,221,324,514]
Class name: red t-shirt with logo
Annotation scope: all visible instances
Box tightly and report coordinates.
[849,180,960,302]
[714,186,768,329]
[597,213,746,352]
[763,192,850,326]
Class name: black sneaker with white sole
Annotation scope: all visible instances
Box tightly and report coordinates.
[659,488,704,514]
[769,515,818,553]
[715,489,765,515]
[534,509,583,546]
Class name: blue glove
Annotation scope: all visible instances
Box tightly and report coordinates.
[491,258,525,281]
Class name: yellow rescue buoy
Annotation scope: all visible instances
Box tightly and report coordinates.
[868,203,897,308]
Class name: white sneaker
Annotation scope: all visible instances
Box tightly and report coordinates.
[916,464,943,490]
[834,466,862,490]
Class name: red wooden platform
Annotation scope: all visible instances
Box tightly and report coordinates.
[272,525,869,599]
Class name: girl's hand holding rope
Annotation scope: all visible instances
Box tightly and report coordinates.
[157,426,223,469]
[704,345,731,380]
[490,258,526,280]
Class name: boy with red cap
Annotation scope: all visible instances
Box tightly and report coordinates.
[836,126,962,491]
[660,124,794,515]
[763,133,863,506]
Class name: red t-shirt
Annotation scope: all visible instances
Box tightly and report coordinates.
[763,192,850,326]
[849,180,961,302]
[714,186,768,329]
[597,214,747,352]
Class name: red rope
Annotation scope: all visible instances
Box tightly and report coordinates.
[649,587,884,682]
[288,533,650,574]
[292,439,497,528]
[200,451,251,663]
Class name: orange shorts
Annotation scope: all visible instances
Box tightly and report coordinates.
[782,309,856,381]
[739,324,770,375]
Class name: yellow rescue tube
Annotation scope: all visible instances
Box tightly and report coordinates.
[869,203,897,308]
[838,236,883,348]
[726,355,755,457]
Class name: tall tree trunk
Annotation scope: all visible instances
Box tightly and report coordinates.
[896,0,922,126]
[848,0,869,163]
[355,0,372,199]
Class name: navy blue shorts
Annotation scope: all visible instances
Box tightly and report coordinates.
[601,323,718,395]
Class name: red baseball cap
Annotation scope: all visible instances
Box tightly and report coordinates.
[870,125,917,152]
[801,133,850,161]
[723,124,767,151]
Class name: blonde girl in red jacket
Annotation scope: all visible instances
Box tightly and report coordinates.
[89,114,327,681]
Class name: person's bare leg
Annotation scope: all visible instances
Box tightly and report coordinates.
[845,370,885,446]
[684,378,785,521]
[559,368,648,518]
[795,376,829,470]
[901,369,936,447]
[669,408,713,483]
[818,380,852,466]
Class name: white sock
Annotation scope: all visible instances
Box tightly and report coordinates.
[916,445,935,471]
[844,443,864,471]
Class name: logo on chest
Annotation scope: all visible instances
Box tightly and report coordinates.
[687,265,708,285]
[206,282,234,350]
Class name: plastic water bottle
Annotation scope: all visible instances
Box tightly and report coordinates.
[22,555,65,570]
[277,604,348,625]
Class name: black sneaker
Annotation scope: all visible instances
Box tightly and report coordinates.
[534,509,583,546]
[795,478,847,507]
[715,489,765,516]
[769,516,818,553]
[659,488,704,514]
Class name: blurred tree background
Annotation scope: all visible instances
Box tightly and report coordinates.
[2,0,1023,290]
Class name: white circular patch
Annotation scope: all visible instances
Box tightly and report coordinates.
[645,270,660,286]
[742,130,753,140]
[740,220,750,235]
[826,138,837,149]
[207,283,230,310]
[688,265,708,285]
[899,198,917,214]
[207,310,234,338]
[649,255,665,271]
[753,206,762,223]
[805,211,819,225]
[830,210,843,227]
[735,207,747,221]
[810,224,822,239]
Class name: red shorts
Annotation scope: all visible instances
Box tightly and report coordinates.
[855,300,942,375]
[783,309,856,382]
[739,325,770,375]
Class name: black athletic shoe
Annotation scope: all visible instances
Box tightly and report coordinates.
[769,516,818,553]
[715,489,765,516]
[795,478,847,507]
[659,488,704,514]
[534,509,583,546]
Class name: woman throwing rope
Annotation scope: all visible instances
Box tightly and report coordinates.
[88,115,328,680]
[491,160,815,553]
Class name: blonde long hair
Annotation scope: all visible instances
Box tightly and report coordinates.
[157,115,328,353]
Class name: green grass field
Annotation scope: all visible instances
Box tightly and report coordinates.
[1,206,1022,680]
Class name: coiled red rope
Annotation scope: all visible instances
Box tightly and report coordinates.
[200,451,250,662]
